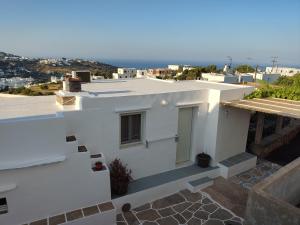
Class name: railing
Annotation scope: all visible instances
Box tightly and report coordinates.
[145,135,178,148]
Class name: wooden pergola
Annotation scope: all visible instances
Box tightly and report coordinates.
[221,98,300,119]
[221,98,300,149]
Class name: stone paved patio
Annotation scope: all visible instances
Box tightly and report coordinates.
[229,158,281,190]
[116,189,244,225]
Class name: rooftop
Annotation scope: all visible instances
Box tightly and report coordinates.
[61,78,250,98]
[0,78,251,120]
[0,94,75,120]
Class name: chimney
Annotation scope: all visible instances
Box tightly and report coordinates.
[63,77,82,92]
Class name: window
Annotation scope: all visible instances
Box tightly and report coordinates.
[0,198,8,215]
[121,113,142,145]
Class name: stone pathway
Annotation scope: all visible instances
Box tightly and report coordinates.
[116,189,244,225]
[229,158,281,190]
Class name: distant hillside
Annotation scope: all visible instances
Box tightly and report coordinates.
[0,51,19,59]
[0,51,117,80]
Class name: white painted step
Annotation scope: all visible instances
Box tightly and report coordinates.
[186,176,214,193]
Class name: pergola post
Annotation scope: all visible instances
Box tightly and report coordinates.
[255,112,265,144]
[275,116,284,134]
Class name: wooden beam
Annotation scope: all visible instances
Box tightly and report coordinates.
[275,116,284,134]
[255,112,265,144]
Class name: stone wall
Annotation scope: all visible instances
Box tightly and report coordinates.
[245,157,300,225]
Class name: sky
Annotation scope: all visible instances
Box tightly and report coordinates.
[0,0,300,66]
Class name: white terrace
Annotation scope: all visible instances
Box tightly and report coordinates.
[0,78,257,225]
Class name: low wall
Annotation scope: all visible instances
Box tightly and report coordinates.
[245,157,300,225]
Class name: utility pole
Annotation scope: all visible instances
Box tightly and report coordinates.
[254,65,259,83]
[227,56,232,69]
[246,57,252,73]
[271,56,278,73]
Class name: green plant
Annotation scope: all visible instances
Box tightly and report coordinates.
[109,159,132,195]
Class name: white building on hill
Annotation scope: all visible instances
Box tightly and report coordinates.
[0,78,256,225]
[136,69,148,78]
[265,66,300,76]
[202,73,239,83]
[113,68,137,79]
[248,72,281,83]
[168,65,181,71]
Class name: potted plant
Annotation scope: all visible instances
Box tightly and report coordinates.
[109,159,132,195]
[196,152,211,168]
[93,161,103,171]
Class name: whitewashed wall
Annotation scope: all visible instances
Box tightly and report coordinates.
[0,116,111,225]
[0,115,68,163]
[63,90,209,179]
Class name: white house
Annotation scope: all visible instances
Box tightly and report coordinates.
[0,78,256,225]
[201,73,239,83]
[113,68,137,79]
[168,65,181,71]
[265,66,300,76]
[182,65,194,71]
[248,72,281,83]
[136,69,148,78]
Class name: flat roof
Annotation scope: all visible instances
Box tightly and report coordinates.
[0,78,251,120]
[64,78,250,98]
[0,95,75,120]
[221,98,300,119]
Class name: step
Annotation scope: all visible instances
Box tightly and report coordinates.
[218,152,257,178]
[78,145,88,153]
[186,176,214,193]
[66,135,76,142]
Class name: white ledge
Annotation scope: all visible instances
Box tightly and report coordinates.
[115,105,151,113]
[176,101,205,107]
[0,184,17,193]
[0,155,66,171]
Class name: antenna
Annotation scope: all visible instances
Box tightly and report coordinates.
[227,56,232,69]
[246,57,252,73]
[271,56,278,72]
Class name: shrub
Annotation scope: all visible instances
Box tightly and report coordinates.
[109,159,132,195]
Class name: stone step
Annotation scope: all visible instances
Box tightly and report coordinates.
[78,145,88,153]
[218,152,257,178]
[186,176,214,193]
[66,135,76,142]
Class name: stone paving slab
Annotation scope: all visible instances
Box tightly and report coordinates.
[116,189,244,225]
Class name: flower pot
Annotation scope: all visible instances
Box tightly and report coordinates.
[94,162,103,171]
[197,153,211,168]
[111,179,129,195]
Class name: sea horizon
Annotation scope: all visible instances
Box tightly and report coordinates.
[98,59,300,70]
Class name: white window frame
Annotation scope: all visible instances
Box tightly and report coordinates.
[120,111,145,148]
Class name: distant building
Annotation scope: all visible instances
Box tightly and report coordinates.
[249,72,281,83]
[51,76,63,83]
[265,66,300,76]
[136,69,148,78]
[168,65,181,71]
[237,74,254,83]
[202,73,239,83]
[91,75,104,80]
[182,65,194,71]
[113,68,137,79]
[148,68,172,78]
[71,70,91,82]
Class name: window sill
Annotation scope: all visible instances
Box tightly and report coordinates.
[120,141,144,149]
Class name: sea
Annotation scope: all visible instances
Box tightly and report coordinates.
[98,59,275,70]
[101,59,229,69]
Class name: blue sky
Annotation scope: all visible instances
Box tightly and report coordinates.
[0,0,300,65]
